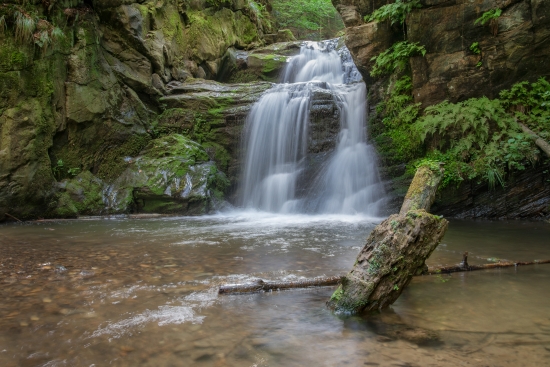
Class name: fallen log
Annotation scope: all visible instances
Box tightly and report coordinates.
[218,258,550,294]
[326,163,449,314]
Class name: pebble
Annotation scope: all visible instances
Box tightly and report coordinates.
[42,297,52,303]
[30,316,39,321]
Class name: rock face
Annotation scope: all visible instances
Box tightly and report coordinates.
[407,0,550,107]
[333,0,550,219]
[336,0,550,106]
[432,163,550,219]
[0,0,276,219]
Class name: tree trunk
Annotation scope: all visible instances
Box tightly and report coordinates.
[327,164,448,315]
[399,164,444,215]
[519,122,550,158]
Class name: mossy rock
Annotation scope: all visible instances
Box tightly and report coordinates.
[106,134,228,214]
[55,171,106,216]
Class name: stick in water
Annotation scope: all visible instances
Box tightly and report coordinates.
[219,258,550,294]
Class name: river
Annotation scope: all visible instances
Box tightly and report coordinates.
[1,215,549,366]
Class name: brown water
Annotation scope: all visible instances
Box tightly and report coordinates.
[1,213,549,367]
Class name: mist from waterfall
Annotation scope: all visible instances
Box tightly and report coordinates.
[239,40,385,216]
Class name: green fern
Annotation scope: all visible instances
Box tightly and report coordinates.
[370,41,426,77]
[14,10,35,43]
[412,97,538,188]
[475,8,502,26]
[364,0,421,26]
[470,42,480,54]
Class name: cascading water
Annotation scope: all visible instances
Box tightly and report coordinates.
[240,39,385,215]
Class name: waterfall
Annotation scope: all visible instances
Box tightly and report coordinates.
[239,39,385,215]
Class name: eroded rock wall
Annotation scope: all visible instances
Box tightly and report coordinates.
[408,0,550,107]
[0,0,276,219]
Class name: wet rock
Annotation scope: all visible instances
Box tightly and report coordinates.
[106,134,228,215]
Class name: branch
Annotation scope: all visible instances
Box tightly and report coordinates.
[518,122,550,158]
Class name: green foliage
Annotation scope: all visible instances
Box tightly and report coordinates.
[67,167,81,177]
[364,0,421,26]
[271,0,344,40]
[470,42,480,55]
[14,10,35,43]
[1,6,64,51]
[206,0,231,8]
[412,97,539,188]
[499,78,550,141]
[374,76,423,163]
[370,41,426,77]
[0,15,6,35]
[52,159,64,180]
[475,8,502,26]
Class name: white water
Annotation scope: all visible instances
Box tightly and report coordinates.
[240,40,385,215]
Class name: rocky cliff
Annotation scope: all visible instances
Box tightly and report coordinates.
[0,0,297,220]
[334,0,550,219]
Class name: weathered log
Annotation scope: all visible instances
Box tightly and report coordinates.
[218,276,344,294]
[399,164,444,215]
[327,164,448,314]
[217,258,550,294]
[326,210,448,314]
[519,122,550,158]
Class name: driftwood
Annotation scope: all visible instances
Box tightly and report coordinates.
[426,258,550,274]
[5,213,22,222]
[219,276,343,294]
[519,122,550,158]
[218,258,550,294]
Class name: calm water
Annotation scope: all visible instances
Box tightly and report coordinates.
[1,214,549,366]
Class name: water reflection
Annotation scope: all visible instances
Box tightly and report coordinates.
[1,216,549,366]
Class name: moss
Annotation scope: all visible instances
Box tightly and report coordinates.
[97,134,152,182]
[63,171,105,215]
[330,286,344,302]
[201,141,231,171]
[55,192,79,218]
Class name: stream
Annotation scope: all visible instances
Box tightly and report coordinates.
[1,216,550,366]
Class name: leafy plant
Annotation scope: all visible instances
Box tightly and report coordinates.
[470,42,480,54]
[500,77,550,140]
[67,167,81,177]
[374,76,422,163]
[413,97,538,188]
[14,10,36,43]
[370,41,426,77]
[364,0,421,26]
[475,8,502,35]
[52,159,64,180]
[475,8,502,26]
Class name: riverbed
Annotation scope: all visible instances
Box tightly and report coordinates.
[1,214,549,366]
